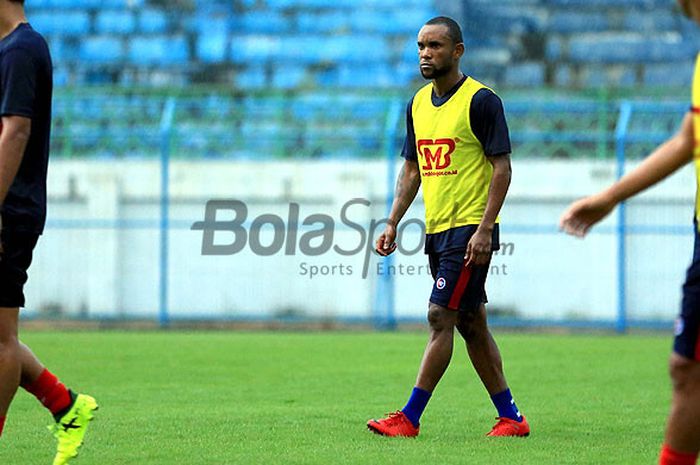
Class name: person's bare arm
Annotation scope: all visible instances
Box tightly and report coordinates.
[466,154,511,266]
[560,112,694,237]
[375,159,421,256]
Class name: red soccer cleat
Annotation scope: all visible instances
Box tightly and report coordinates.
[486,416,530,437]
[367,411,419,437]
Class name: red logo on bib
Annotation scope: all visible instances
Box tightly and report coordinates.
[417,138,456,171]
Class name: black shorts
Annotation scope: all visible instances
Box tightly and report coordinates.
[675,225,700,360]
[0,229,39,308]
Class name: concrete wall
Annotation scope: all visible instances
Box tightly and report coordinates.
[24,158,696,322]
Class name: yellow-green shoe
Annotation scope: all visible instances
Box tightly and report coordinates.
[49,394,98,465]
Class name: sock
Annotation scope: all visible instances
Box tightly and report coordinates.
[490,388,522,422]
[21,369,73,421]
[401,386,431,428]
[660,444,698,465]
[0,416,5,437]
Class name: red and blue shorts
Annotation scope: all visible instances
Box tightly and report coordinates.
[426,225,498,312]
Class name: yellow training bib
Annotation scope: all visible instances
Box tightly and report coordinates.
[412,77,496,234]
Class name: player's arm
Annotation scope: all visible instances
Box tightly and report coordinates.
[0,115,31,206]
[465,90,512,266]
[560,112,694,237]
[466,154,511,266]
[376,158,421,256]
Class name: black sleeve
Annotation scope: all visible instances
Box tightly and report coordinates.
[400,97,417,161]
[470,88,511,157]
[0,48,37,118]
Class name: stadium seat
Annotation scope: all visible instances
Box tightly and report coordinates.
[48,37,79,63]
[235,70,267,89]
[548,12,609,33]
[197,33,229,63]
[271,66,307,89]
[578,64,637,88]
[545,37,563,61]
[138,9,169,34]
[230,35,281,64]
[80,36,124,63]
[95,10,136,35]
[128,36,189,66]
[504,62,545,88]
[239,12,291,34]
[569,33,695,63]
[295,12,349,33]
[644,62,694,87]
[623,10,677,32]
[30,11,90,36]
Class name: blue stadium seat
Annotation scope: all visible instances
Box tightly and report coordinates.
[47,37,79,63]
[623,10,677,32]
[296,12,349,33]
[545,37,563,61]
[271,66,307,89]
[80,36,124,63]
[30,11,90,36]
[197,33,229,63]
[271,35,328,64]
[544,0,670,6]
[579,64,637,88]
[128,36,189,66]
[553,65,573,87]
[569,34,695,63]
[53,66,70,86]
[95,10,136,35]
[349,9,435,34]
[235,70,267,89]
[644,62,694,87]
[230,35,281,64]
[504,62,545,87]
[319,35,389,63]
[548,12,609,33]
[239,12,290,33]
[138,9,168,34]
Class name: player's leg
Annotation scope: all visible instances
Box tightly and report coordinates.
[367,252,461,437]
[659,354,700,465]
[0,308,21,438]
[367,303,458,437]
[660,264,700,465]
[456,304,507,395]
[19,343,73,421]
[453,260,529,437]
[414,302,459,392]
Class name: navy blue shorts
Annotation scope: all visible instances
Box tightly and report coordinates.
[0,230,39,308]
[428,250,490,312]
[426,225,498,312]
[675,226,700,360]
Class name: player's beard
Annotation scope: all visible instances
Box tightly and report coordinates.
[420,62,452,80]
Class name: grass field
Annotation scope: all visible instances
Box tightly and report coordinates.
[0,330,672,465]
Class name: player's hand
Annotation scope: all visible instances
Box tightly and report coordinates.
[375,224,398,257]
[465,227,492,267]
[559,193,616,238]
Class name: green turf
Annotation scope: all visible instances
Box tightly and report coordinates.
[0,330,671,464]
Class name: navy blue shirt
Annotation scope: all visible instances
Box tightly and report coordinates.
[0,23,52,234]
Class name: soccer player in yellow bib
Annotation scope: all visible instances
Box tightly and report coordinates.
[560,2,700,463]
[367,16,529,438]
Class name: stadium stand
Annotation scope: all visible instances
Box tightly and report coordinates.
[24,0,699,159]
